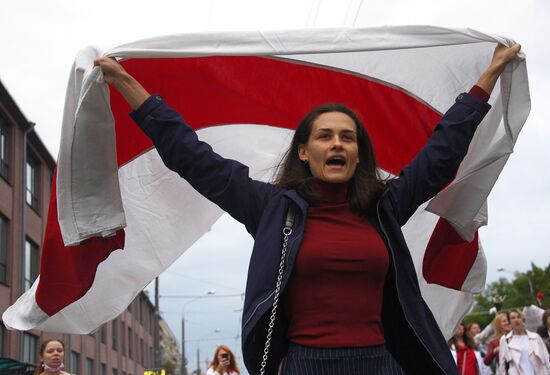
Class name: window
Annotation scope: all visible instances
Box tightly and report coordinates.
[0,215,8,284]
[25,152,39,212]
[86,358,94,375]
[149,346,153,368]
[134,333,139,362]
[70,352,80,374]
[140,338,144,365]
[23,238,39,292]
[100,325,106,344]
[121,321,126,356]
[128,327,133,359]
[0,116,9,181]
[21,333,37,363]
[100,364,106,375]
[111,320,118,350]
[0,323,5,356]
[112,368,118,375]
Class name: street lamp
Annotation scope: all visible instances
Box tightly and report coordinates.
[181,290,216,375]
[497,267,535,303]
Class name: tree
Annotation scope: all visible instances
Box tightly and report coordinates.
[470,262,550,323]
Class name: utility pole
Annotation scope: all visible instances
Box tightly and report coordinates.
[154,277,161,369]
[196,347,200,375]
[181,318,187,375]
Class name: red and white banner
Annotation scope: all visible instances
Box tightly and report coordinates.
[3,26,530,339]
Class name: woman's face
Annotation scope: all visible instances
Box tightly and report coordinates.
[468,323,480,336]
[509,312,524,332]
[454,324,465,338]
[41,341,64,368]
[298,112,359,183]
[499,315,511,332]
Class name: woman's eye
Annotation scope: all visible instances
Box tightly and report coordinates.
[342,134,355,141]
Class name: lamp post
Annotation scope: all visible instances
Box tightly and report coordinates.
[497,267,535,303]
[181,290,216,375]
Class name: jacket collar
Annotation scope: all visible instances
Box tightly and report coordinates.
[282,189,309,214]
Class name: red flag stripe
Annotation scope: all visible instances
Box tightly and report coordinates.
[111,56,441,174]
[423,217,479,289]
[36,170,125,315]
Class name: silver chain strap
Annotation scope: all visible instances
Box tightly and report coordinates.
[259,207,294,375]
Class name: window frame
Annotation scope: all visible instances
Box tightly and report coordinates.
[23,238,39,292]
[0,214,8,285]
[0,116,10,182]
[86,357,94,375]
[70,351,80,374]
[25,151,40,213]
[21,333,38,364]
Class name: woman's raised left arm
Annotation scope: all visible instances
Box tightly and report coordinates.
[386,43,521,225]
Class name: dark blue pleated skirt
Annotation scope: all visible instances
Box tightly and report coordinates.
[280,343,406,375]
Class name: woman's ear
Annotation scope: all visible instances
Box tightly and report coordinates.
[298,144,308,162]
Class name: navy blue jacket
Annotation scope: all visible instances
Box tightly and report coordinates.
[132,93,491,375]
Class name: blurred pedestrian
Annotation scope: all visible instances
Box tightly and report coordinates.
[451,322,481,375]
[468,322,481,338]
[206,345,240,375]
[536,309,550,355]
[484,313,512,373]
[498,308,550,374]
[33,340,70,375]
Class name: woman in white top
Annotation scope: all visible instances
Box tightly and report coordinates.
[206,345,240,375]
[498,308,550,375]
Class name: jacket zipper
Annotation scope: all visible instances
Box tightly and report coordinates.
[376,200,446,374]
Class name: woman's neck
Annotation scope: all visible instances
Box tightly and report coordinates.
[512,328,527,335]
[312,179,349,204]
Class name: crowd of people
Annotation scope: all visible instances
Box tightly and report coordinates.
[33,309,549,375]
[450,308,550,374]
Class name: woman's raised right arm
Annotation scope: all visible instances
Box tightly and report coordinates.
[94,58,277,236]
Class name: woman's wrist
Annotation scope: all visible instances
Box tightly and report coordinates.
[112,72,150,109]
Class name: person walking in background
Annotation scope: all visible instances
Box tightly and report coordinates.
[498,308,550,374]
[34,340,71,375]
[536,309,550,355]
[206,345,240,375]
[451,322,481,375]
[484,313,512,373]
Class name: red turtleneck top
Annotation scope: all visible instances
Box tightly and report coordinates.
[284,181,388,347]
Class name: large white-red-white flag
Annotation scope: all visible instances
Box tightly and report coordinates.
[3,26,530,339]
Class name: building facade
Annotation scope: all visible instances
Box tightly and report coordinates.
[0,79,175,375]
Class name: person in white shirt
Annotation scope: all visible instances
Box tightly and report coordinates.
[498,308,550,375]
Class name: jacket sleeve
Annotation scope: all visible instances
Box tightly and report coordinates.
[386,92,491,226]
[483,339,497,366]
[130,95,278,236]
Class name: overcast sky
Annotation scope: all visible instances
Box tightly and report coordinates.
[1,0,549,373]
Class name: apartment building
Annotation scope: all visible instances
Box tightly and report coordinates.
[0,79,179,375]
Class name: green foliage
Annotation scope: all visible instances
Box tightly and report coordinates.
[471,262,550,320]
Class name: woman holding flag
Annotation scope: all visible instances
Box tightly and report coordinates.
[95,42,519,375]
